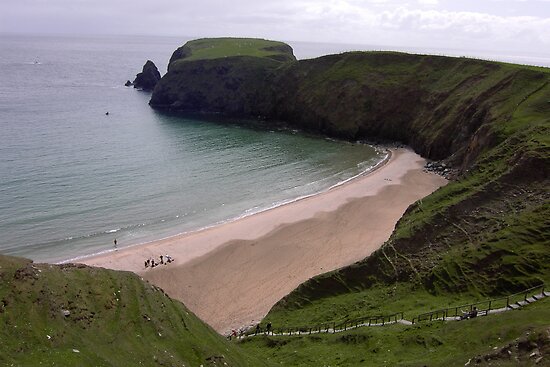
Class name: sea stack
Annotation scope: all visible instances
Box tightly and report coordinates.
[132,60,161,91]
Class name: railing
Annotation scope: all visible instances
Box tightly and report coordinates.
[246,312,405,337]
[234,284,546,338]
[412,284,546,324]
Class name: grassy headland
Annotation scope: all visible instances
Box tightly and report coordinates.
[151,38,296,116]
[168,38,296,65]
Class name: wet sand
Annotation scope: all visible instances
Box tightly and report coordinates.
[81,148,447,333]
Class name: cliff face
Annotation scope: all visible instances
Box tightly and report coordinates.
[152,48,549,166]
[150,56,280,116]
[151,39,550,302]
[151,38,297,116]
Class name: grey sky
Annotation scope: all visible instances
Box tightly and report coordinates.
[2,0,549,54]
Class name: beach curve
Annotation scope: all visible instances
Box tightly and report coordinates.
[81,147,447,333]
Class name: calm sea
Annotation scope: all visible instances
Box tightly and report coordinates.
[0,34,386,263]
[2,34,548,263]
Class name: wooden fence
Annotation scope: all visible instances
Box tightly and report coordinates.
[235,284,547,338]
[247,312,405,337]
[412,284,546,324]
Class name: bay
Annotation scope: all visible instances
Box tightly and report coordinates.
[0,34,383,262]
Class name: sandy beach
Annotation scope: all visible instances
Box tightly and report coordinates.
[82,148,447,333]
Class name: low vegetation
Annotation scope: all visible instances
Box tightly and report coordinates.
[0,255,264,366]
[168,38,296,65]
[240,298,550,367]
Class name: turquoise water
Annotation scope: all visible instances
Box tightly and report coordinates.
[0,34,383,263]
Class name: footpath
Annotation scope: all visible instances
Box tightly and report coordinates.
[234,284,548,339]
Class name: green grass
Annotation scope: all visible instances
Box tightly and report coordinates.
[263,283,478,328]
[240,298,550,367]
[181,38,292,61]
[0,255,265,366]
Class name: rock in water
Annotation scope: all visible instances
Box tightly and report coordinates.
[133,60,161,91]
[124,80,133,87]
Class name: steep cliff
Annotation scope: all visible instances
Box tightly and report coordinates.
[151,38,295,116]
[152,47,548,166]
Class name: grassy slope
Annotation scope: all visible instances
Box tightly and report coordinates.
[0,255,265,367]
[246,53,550,364]
[239,298,550,367]
[266,53,550,305]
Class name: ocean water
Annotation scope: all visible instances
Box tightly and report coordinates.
[0,34,384,263]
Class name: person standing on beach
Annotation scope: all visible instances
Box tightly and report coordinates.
[114,239,117,251]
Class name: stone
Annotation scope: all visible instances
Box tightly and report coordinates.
[133,60,161,91]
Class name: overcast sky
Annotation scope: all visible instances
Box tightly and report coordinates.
[2,0,550,55]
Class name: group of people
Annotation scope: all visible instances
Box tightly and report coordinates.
[227,322,274,340]
[144,254,174,268]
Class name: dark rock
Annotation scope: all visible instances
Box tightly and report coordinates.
[124,80,133,87]
[133,60,161,91]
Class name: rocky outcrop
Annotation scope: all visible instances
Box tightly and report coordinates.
[133,60,161,91]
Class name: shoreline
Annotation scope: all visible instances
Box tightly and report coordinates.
[81,148,447,333]
[71,147,390,265]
